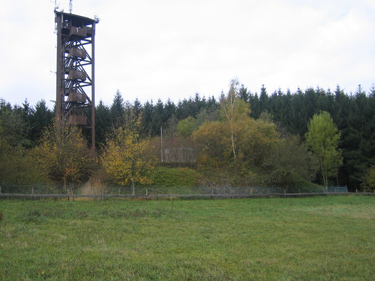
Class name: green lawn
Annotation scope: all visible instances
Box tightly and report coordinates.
[1,196,374,280]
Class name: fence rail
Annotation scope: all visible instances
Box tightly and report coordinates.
[0,184,349,194]
[1,192,375,200]
[1,183,372,200]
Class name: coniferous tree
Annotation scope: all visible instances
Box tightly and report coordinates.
[110,90,125,128]
[30,100,53,145]
[95,100,112,149]
[142,100,154,136]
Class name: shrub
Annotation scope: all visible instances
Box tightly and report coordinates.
[151,166,200,187]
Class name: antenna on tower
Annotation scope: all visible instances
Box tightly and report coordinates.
[53,0,60,11]
[69,0,73,13]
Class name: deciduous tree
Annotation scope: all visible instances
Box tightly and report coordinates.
[305,111,342,187]
[220,79,250,162]
[101,112,153,195]
[263,135,318,189]
[33,123,94,183]
[177,116,196,138]
[361,166,375,192]
[193,121,229,169]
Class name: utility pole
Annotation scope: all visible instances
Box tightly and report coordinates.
[161,126,164,163]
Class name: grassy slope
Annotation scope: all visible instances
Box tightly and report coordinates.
[0,196,374,280]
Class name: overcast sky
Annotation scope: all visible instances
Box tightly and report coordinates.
[1,0,375,109]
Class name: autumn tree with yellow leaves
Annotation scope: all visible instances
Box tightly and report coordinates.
[194,80,279,183]
[219,79,250,162]
[101,112,153,195]
[33,122,94,184]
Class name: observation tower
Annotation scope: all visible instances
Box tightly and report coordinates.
[55,8,99,150]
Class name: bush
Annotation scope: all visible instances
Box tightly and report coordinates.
[151,166,200,187]
[285,180,323,193]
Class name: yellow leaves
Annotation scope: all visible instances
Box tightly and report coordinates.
[219,80,252,161]
[194,102,279,170]
[244,119,279,166]
[32,122,93,183]
[362,166,375,192]
[101,113,154,187]
[193,121,229,163]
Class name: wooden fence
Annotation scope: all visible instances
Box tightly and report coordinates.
[1,191,374,200]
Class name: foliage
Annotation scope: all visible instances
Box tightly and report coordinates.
[245,86,375,190]
[0,99,31,147]
[33,122,94,183]
[176,116,196,138]
[0,121,9,179]
[163,114,178,139]
[242,119,279,167]
[101,112,154,194]
[263,135,318,188]
[151,166,199,187]
[305,111,342,187]
[219,79,251,161]
[193,121,229,169]
[1,145,50,185]
[196,107,220,126]
[95,100,112,149]
[2,82,375,190]
[0,122,49,184]
[29,100,54,145]
[0,98,53,148]
[193,118,279,173]
[110,90,125,128]
[361,166,375,192]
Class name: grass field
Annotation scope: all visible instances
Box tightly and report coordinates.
[0,196,374,280]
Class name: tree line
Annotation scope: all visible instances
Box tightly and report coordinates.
[0,81,374,192]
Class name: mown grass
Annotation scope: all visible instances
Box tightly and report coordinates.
[0,196,374,280]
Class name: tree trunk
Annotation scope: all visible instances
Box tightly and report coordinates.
[230,123,236,161]
[323,172,328,191]
[131,180,135,196]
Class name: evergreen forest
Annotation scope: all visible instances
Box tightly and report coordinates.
[1,82,375,192]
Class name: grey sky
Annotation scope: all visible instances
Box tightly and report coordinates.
[1,0,374,109]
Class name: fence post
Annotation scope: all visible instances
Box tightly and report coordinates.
[72,183,75,201]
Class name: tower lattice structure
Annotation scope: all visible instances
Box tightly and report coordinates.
[55,10,98,150]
